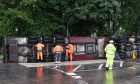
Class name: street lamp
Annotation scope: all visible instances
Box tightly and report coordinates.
[15,28,18,36]
[15,28,18,32]
[63,12,69,37]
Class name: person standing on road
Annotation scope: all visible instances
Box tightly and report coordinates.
[66,43,74,61]
[35,42,45,60]
[53,43,63,64]
[105,40,116,70]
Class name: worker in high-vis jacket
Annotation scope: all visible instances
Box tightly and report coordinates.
[35,42,45,60]
[66,43,74,61]
[53,43,63,64]
[105,40,116,70]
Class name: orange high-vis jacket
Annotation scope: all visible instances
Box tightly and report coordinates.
[35,43,44,50]
[66,44,74,53]
[53,45,63,52]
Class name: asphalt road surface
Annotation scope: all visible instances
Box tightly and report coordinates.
[0,60,140,84]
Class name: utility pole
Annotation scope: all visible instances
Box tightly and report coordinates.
[66,11,69,37]
[66,21,69,37]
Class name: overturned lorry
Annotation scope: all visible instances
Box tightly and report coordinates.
[96,36,140,60]
[3,37,66,63]
[3,36,97,63]
[3,36,139,63]
[108,36,140,59]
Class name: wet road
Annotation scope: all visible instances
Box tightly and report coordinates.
[0,60,140,84]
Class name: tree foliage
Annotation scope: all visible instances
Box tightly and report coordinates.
[120,0,140,36]
[0,0,122,37]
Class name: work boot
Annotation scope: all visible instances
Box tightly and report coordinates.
[105,67,109,70]
[58,61,61,64]
[55,61,57,64]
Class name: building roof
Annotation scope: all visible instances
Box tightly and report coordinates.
[70,37,96,43]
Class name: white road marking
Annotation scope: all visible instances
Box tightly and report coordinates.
[66,73,77,76]
[98,63,104,70]
[75,69,99,72]
[73,65,82,72]
[52,66,60,69]
[49,66,88,84]
[71,76,82,79]
[120,61,123,67]
[127,67,136,69]
[19,59,107,67]
[19,63,48,67]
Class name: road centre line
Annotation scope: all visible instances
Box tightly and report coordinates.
[73,65,82,72]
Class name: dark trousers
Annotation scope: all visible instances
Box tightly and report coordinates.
[55,53,61,61]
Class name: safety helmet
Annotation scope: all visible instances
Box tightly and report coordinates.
[109,40,114,43]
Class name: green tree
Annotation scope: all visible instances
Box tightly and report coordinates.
[119,0,140,36]
[0,0,121,37]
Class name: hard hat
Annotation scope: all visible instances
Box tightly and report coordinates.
[109,40,114,43]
